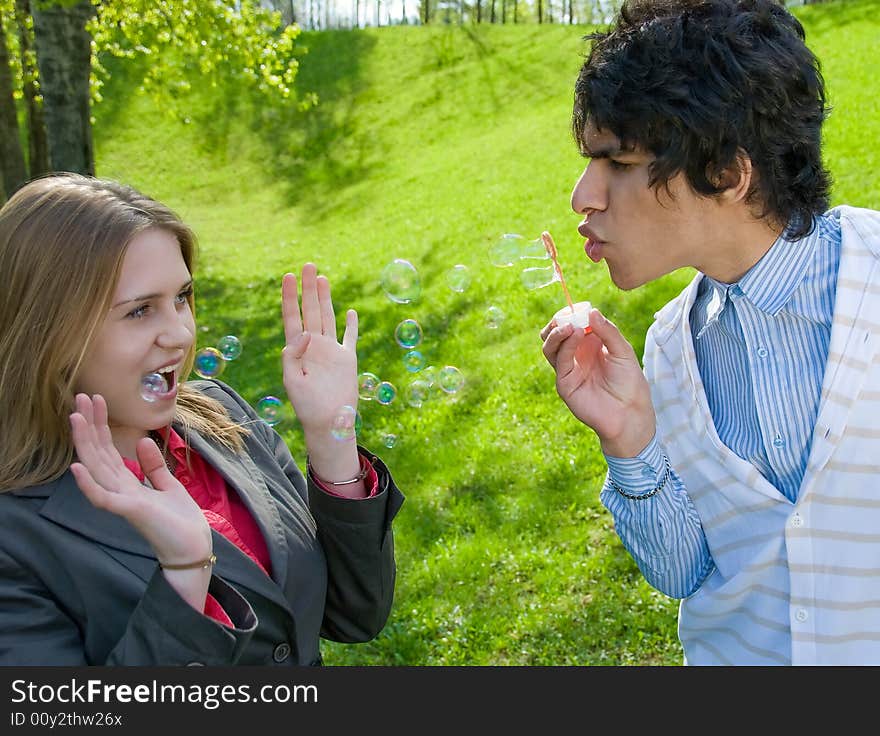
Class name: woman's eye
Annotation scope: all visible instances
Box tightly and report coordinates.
[609,159,632,171]
[127,304,149,319]
[176,286,193,304]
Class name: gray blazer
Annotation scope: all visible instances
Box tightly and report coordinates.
[0,379,404,665]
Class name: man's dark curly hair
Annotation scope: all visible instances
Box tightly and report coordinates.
[572,0,831,238]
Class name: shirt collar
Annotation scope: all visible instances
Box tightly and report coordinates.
[735,218,825,315]
[121,426,187,481]
[694,277,730,340]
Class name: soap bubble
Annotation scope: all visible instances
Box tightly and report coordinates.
[330,405,359,442]
[376,381,397,405]
[485,306,506,329]
[256,396,283,426]
[489,233,526,267]
[521,265,559,291]
[358,372,381,400]
[446,264,472,292]
[140,373,166,402]
[395,319,423,348]
[194,347,225,378]
[420,365,445,399]
[438,365,465,394]
[380,259,421,304]
[217,335,242,361]
[403,349,426,373]
[406,379,431,408]
[520,237,550,260]
[382,433,398,449]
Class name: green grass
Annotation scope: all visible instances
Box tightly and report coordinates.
[91,1,880,665]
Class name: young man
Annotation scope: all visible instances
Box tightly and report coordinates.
[541,0,880,665]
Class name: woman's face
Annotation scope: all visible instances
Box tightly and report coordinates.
[73,228,195,457]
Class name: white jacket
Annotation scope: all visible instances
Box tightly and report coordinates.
[645,206,880,665]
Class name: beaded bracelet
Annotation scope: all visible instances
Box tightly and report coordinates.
[608,454,671,500]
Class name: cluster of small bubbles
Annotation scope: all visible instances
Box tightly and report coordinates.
[358,372,381,400]
[420,365,446,399]
[485,306,506,329]
[394,319,423,349]
[382,433,398,449]
[330,405,360,442]
[140,373,166,403]
[380,259,421,304]
[194,347,225,378]
[405,379,431,408]
[445,264,472,293]
[403,349,426,373]
[438,365,465,394]
[376,381,397,405]
[256,396,283,426]
[217,335,243,361]
[520,265,559,291]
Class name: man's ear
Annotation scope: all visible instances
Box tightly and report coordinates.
[710,149,753,202]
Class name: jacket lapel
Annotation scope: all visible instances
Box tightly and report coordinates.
[33,432,294,614]
[654,274,786,501]
[804,210,880,480]
[36,473,156,561]
[182,429,292,611]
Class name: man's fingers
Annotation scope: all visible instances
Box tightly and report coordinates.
[539,319,558,342]
[541,322,574,367]
[587,308,637,361]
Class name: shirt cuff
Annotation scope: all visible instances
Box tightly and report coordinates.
[604,434,667,492]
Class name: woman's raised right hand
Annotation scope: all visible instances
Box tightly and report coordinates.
[69,394,213,580]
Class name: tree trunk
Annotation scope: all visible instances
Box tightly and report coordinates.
[489,0,495,23]
[0,5,28,198]
[31,0,94,175]
[537,0,542,23]
[16,0,48,178]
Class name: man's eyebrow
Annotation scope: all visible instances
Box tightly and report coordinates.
[581,141,637,158]
[112,279,193,309]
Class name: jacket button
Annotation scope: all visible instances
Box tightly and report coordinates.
[186,661,205,666]
[273,642,291,663]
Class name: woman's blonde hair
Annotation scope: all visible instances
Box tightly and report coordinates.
[0,173,247,493]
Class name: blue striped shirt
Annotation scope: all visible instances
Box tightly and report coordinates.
[600,213,842,597]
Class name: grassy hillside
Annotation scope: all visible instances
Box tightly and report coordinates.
[93,1,880,665]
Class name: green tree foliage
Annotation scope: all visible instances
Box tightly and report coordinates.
[90,0,308,112]
[0,0,309,193]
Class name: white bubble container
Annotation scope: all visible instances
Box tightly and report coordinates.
[553,300,592,330]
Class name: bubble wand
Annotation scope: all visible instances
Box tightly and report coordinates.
[541,231,575,314]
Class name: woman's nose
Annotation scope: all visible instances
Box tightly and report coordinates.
[157,311,193,349]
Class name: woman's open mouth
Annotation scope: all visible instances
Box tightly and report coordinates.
[141,365,179,401]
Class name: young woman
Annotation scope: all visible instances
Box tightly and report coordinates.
[0,173,404,665]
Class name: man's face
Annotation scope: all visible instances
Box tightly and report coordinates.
[570,122,719,290]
